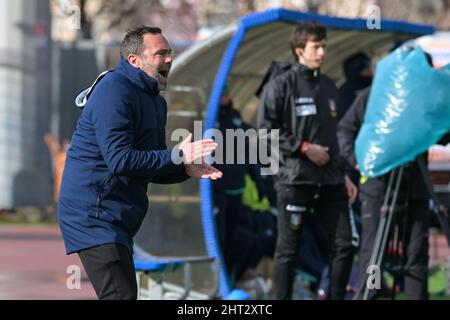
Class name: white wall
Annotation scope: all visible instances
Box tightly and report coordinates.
[0,0,41,209]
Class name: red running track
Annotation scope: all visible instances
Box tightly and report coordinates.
[0,225,96,300]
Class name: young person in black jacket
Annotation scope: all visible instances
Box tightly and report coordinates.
[258,22,358,300]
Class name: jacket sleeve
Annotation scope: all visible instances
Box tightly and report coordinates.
[337,87,370,168]
[257,79,302,156]
[149,104,190,184]
[148,166,190,184]
[89,82,185,177]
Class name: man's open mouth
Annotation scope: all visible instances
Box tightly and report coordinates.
[158,70,169,78]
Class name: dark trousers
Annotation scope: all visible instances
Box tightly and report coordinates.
[273,184,356,300]
[213,191,243,280]
[78,243,137,300]
[357,198,429,300]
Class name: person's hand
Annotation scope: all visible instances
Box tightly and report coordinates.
[185,164,223,180]
[178,133,218,164]
[303,143,330,166]
[344,175,358,204]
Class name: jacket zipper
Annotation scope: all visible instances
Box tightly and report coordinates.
[95,174,114,218]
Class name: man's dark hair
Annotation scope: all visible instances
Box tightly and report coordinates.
[343,52,371,78]
[290,22,327,59]
[120,26,162,59]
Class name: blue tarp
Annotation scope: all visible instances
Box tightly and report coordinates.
[356,47,450,177]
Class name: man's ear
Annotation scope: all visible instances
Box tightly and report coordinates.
[294,47,303,60]
[127,54,141,68]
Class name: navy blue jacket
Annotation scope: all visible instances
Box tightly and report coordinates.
[58,59,189,255]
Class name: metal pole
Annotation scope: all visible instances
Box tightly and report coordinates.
[35,0,53,214]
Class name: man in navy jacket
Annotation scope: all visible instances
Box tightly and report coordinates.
[58,26,222,300]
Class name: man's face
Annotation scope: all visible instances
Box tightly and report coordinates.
[220,92,231,107]
[360,66,373,79]
[129,34,173,91]
[296,39,326,69]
